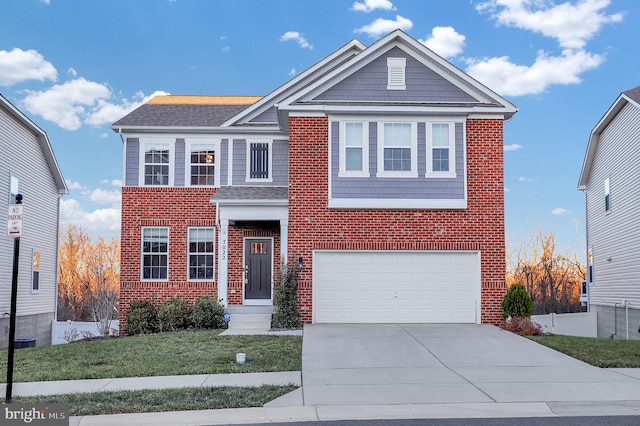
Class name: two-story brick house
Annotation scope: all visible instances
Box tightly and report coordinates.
[112,30,517,326]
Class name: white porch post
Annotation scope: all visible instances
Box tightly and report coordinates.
[280,219,288,264]
[218,219,229,306]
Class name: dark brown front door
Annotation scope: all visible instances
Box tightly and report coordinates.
[245,239,272,300]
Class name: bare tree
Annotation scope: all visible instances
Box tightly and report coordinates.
[507,229,584,314]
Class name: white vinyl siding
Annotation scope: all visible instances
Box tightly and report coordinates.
[585,102,640,307]
[339,121,369,177]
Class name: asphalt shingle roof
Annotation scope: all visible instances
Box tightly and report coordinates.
[624,86,640,104]
[211,186,288,202]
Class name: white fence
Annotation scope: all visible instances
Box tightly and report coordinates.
[51,320,120,345]
[532,312,597,338]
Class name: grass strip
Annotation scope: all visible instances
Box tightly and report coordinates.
[529,334,640,368]
[14,385,298,416]
[0,330,302,382]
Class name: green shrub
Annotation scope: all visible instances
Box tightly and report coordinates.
[502,283,534,319]
[190,296,225,329]
[124,299,159,335]
[157,297,192,332]
[272,260,301,329]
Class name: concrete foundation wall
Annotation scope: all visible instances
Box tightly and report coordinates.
[0,312,54,349]
[592,304,640,340]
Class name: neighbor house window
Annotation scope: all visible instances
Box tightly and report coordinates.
[189,144,216,186]
[247,141,272,181]
[604,177,611,212]
[142,227,168,280]
[426,123,456,178]
[31,249,40,293]
[9,173,19,204]
[339,121,369,177]
[387,57,406,90]
[188,227,215,281]
[144,143,170,185]
[377,122,417,177]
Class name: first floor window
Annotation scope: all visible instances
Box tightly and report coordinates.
[31,249,40,292]
[142,227,168,280]
[188,227,215,280]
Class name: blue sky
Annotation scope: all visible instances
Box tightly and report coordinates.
[0,0,636,260]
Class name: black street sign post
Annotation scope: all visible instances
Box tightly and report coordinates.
[5,194,23,403]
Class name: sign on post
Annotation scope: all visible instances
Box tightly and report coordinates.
[7,204,23,237]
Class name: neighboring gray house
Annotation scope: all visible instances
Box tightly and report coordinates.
[0,93,68,349]
[578,85,640,339]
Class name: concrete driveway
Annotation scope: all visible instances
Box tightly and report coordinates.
[301,324,640,407]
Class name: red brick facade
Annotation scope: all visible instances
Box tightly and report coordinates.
[287,116,507,325]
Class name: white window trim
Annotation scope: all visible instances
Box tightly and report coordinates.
[339,121,370,177]
[246,140,273,183]
[604,177,611,213]
[387,57,406,90]
[139,139,175,187]
[187,227,216,282]
[31,248,40,294]
[185,140,220,187]
[376,121,418,178]
[141,227,169,282]
[426,122,457,179]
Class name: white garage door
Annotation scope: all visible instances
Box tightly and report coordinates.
[313,251,480,324]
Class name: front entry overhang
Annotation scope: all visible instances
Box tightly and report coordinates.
[211,186,288,306]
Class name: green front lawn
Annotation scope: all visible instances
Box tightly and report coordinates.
[0,330,302,383]
[529,334,640,368]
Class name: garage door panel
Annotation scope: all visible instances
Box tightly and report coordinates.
[313,251,480,324]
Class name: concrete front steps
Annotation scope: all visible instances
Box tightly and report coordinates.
[220,306,273,335]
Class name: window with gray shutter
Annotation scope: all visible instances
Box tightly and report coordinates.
[250,142,269,179]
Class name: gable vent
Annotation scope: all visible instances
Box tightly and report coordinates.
[387,57,406,90]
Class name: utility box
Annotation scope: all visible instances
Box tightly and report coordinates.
[15,338,36,349]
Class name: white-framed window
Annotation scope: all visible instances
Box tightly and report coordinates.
[587,247,594,283]
[377,122,417,178]
[142,142,172,186]
[9,173,19,204]
[188,227,215,281]
[188,143,216,186]
[426,123,456,178]
[31,249,40,293]
[604,177,611,212]
[141,227,169,281]
[246,141,272,182]
[387,57,406,90]
[339,121,369,177]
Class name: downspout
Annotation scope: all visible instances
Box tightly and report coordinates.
[625,300,630,340]
[612,302,618,338]
[53,194,62,322]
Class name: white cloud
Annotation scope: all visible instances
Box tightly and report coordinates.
[420,26,466,58]
[504,143,523,151]
[84,90,169,127]
[551,207,569,216]
[280,31,313,50]
[111,179,123,187]
[67,68,78,77]
[466,49,603,96]
[288,68,297,76]
[477,0,623,49]
[351,0,396,13]
[59,198,121,236]
[0,48,57,86]
[355,15,413,37]
[89,188,121,207]
[65,180,86,191]
[517,176,535,182]
[504,187,511,192]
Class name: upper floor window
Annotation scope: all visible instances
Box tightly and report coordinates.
[247,141,272,182]
[144,143,170,185]
[604,177,611,212]
[339,122,369,177]
[427,123,456,178]
[377,122,417,177]
[387,57,406,90]
[189,143,216,186]
[9,173,19,204]
[188,227,215,281]
[142,227,168,281]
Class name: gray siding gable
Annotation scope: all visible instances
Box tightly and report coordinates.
[314,47,478,104]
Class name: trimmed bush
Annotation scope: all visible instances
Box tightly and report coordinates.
[124,299,159,335]
[190,296,225,329]
[502,283,534,319]
[272,260,301,329]
[157,297,192,332]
